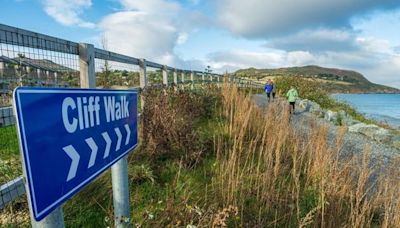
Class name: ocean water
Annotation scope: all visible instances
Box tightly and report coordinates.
[333,94,400,128]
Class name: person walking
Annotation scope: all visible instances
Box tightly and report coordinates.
[264,79,274,102]
[286,86,298,115]
[271,80,277,100]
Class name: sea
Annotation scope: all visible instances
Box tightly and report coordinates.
[333,93,400,128]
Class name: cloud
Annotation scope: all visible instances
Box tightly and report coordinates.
[99,0,208,69]
[266,29,359,52]
[287,51,315,66]
[100,11,178,65]
[42,0,95,28]
[207,50,286,70]
[362,55,400,88]
[218,0,400,38]
[207,49,318,73]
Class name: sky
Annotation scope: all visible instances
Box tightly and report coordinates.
[1,0,400,88]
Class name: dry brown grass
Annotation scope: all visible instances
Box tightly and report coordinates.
[212,84,400,227]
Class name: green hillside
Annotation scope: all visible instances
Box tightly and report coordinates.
[233,65,399,93]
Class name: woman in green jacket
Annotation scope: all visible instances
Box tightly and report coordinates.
[286,86,298,115]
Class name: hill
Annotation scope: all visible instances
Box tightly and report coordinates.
[233,65,400,93]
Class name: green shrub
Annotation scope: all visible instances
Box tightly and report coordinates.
[141,87,221,167]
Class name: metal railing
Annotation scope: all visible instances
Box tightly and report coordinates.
[0,23,264,218]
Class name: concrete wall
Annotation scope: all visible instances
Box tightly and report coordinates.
[0,106,15,127]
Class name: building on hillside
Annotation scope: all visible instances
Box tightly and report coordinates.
[0,55,77,94]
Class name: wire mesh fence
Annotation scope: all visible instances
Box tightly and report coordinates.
[146,66,163,86]
[0,25,80,107]
[95,58,140,89]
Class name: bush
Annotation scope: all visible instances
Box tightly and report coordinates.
[141,87,221,167]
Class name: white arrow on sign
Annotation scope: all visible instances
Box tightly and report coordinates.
[102,132,111,158]
[63,145,80,182]
[62,125,133,181]
[115,127,122,151]
[124,124,131,145]
[86,137,98,168]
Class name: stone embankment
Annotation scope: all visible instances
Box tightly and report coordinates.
[297,99,400,150]
[0,107,15,127]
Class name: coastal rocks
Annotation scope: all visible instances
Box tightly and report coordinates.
[392,136,400,150]
[372,128,392,144]
[297,99,324,117]
[346,123,397,145]
[348,123,380,137]
[296,97,399,150]
[297,99,311,112]
[324,110,337,122]
[308,101,324,117]
[323,109,358,126]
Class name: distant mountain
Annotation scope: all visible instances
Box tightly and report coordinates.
[233,65,400,93]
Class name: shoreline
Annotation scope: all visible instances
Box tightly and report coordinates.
[331,93,400,129]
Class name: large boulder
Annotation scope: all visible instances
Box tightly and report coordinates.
[359,125,381,138]
[297,99,311,112]
[372,128,393,144]
[337,110,360,126]
[324,110,338,122]
[392,135,400,150]
[348,123,380,138]
[308,101,325,117]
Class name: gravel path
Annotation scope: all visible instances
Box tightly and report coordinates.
[253,94,400,172]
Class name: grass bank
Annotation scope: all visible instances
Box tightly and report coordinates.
[1,85,399,227]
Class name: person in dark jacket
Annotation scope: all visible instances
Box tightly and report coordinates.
[264,79,274,101]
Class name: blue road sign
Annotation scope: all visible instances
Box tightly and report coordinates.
[13,87,138,221]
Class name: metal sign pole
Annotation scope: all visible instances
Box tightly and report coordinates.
[79,43,131,227]
[111,158,131,227]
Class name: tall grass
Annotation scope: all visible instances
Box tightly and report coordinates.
[212,85,400,227]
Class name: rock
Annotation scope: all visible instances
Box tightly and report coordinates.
[359,125,381,138]
[324,110,338,122]
[308,101,325,117]
[348,123,380,138]
[392,136,400,149]
[297,99,311,112]
[348,123,366,132]
[372,128,392,143]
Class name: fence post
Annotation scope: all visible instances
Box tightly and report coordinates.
[139,58,147,109]
[79,43,95,88]
[201,73,205,83]
[181,71,185,90]
[209,74,213,83]
[173,69,178,85]
[139,59,147,89]
[162,65,168,86]
[173,69,178,91]
[190,71,194,90]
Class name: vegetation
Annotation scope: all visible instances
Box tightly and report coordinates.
[1,85,399,227]
[0,126,21,183]
[235,65,400,93]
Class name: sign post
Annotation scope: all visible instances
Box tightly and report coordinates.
[13,88,138,225]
